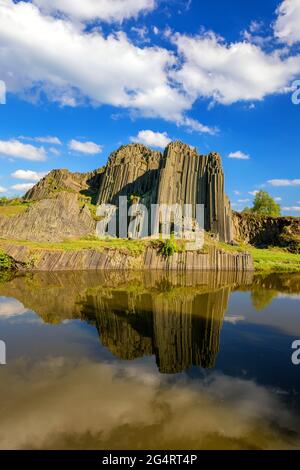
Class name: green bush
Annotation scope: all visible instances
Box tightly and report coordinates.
[160,238,179,258]
[0,251,13,270]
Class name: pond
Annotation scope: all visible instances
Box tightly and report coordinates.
[0,270,299,450]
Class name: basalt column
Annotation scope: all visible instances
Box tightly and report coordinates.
[156,142,233,242]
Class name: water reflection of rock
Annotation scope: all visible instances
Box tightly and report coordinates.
[0,271,255,373]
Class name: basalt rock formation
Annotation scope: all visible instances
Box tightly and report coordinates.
[232,212,300,253]
[2,140,297,253]
[20,141,233,243]
[0,192,95,242]
[96,142,233,242]
[25,167,105,203]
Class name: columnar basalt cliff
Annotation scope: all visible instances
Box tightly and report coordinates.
[0,141,233,244]
[0,140,268,272]
[96,142,233,242]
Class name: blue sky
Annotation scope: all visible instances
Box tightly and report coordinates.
[0,0,300,214]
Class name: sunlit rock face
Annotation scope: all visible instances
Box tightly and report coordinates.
[1,141,233,243]
[96,141,233,242]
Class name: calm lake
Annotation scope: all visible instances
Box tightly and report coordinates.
[0,270,299,450]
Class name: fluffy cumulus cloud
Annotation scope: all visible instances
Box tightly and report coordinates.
[172,30,300,105]
[33,0,156,23]
[0,139,46,161]
[228,151,250,160]
[68,139,102,155]
[0,1,186,121]
[11,170,46,181]
[0,186,7,193]
[0,0,300,132]
[10,182,36,191]
[268,179,300,186]
[130,130,171,148]
[0,0,216,133]
[274,0,300,45]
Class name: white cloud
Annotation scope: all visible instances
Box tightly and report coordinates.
[0,186,7,193]
[178,116,217,135]
[228,151,250,160]
[34,136,61,145]
[234,190,241,195]
[274,0,300,45]
[11,170,46,182]
[249,190,259,196]
[68,139,103,155]
[282,206,300,211]
[268,179,300,186]
[238,198,251,203]
[130,130,171,148]
[172,31,300,105]
[0,299,28,317]
[20,136,61,145]
[0,139,46,161]
[33,0,156,23]
[0,0,190,123]
[274,197,282,202]
[49,147,61,156]
[10,183,36,192]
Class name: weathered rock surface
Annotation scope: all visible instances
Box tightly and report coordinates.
[2,243,254,271]
[96,141,233,242]
[24,167,105,202]
[232,212,300,253]
[0,192,96,242]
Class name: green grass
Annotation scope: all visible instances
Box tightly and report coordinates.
[248,246,300,272]
[0,237,146,256]
[0,204,31,217]
[0,234,299,272]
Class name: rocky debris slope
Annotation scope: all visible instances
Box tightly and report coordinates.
[232,212,300,253]
[0,192,96,242]
[25,167,105,202]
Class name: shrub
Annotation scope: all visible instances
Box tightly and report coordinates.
[0,251,13,270]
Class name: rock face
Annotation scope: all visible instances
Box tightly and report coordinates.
[233,212,300,253]
[2,243,254,271]
[96,141,233,242]
[25,167,105,202]
[0,192,95,242]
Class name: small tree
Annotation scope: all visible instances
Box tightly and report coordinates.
[252,190,281,217]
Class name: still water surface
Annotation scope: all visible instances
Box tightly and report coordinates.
[0,270,299,450]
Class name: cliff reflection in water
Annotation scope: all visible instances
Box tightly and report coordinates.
[0,270,254,373]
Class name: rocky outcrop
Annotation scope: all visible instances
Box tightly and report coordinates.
[96,141,233,242]
[0,192,96,242]
[97,144,162,206]
[24,167,105,202]
[157,142,232,242]
[2,243,254,271]
[232,212,300,253]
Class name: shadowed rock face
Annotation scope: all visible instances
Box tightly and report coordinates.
[0,270,254,373]
[232,212,300,253]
